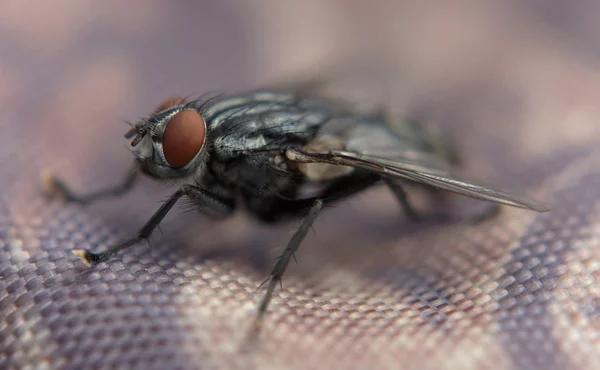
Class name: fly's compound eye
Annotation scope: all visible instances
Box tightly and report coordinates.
[162,108,207,168]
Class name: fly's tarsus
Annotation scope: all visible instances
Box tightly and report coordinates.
[251,199,324,334]
[72,235,143,266]
[40,166,139,205]
[72,249,99,267]
[70,184,235,266]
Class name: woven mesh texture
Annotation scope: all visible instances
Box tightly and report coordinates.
[1,2,600,369]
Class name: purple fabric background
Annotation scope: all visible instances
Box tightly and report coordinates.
[1,2,600,369]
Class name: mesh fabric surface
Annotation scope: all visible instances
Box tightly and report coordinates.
[1,2,600,369]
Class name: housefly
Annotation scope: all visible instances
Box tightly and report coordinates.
[41,84,550,332]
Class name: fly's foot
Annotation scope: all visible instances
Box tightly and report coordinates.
[72,249,104,267]
[39,169,87,204]
[40,164,141,205]
[244,274,281,344]
[72,235,146,267]
[39,169,60,198]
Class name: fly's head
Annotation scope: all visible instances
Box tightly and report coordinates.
[125,97,208,179]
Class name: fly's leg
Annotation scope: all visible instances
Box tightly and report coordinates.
[421,184,504,224]
[40,164,139,205]
[386,178,502,224]
[72,184,234,266]
[384,178,423,222]
[467,203,502,224]
[251,199,324,332]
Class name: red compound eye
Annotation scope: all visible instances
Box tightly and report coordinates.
[157,98,206,168]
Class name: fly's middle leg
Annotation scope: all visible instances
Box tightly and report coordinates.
[40,163,139,205]
[251,199,324,333]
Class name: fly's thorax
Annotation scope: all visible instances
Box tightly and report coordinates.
[128,97,209,180]
[210,109,331,162]
[206,151,296,199]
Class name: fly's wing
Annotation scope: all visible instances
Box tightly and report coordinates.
[286,117,550,213]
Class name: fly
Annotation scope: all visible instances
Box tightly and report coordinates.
[41,86,550,333]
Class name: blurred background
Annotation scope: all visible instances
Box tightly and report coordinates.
[2,0,600,200]
[1,1,600,369]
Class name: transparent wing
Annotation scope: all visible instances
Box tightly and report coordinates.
[235,75,549,213]
[285,142,550,212]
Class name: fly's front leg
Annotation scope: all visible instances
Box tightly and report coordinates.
[251,199,324,332]
[73,184,234,266]
[41,164,139,205]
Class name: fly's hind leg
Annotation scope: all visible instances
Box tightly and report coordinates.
[383,178,424,222]
[40,163,139,205]
[421,184,504,224]
[386,178,502,224]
